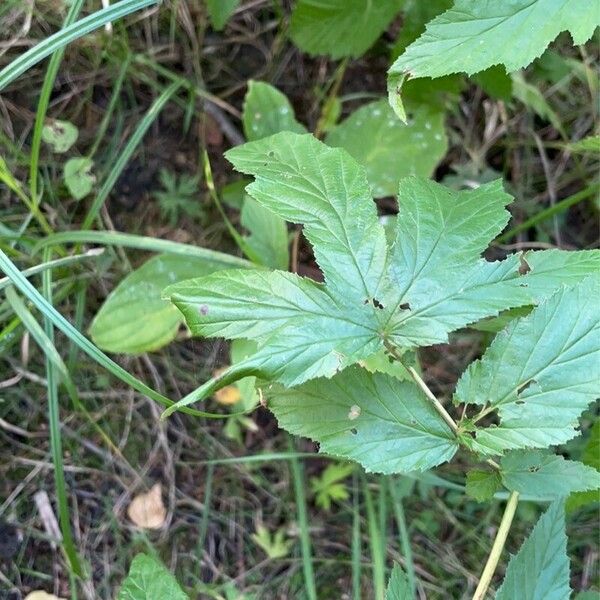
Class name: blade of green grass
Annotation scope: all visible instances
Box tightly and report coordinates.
[496,184,599,243]
[29,0,84,204]
[288,438,317,600]
[0,249,103,293]
[362,475,386,600]
[32,230,254,268]
[352,473,362,600]
[0,0,159,90]
[389,479,416,598]
[4,286,84,577]
[82,80,182,229]
[0,249,241,420]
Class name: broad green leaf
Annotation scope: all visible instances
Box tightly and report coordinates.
[385,563,412,600]
[91,253,247,354]
[206,0,240,30]
[388,0,599,117]
[164,133,599,412]
[290,0,403,59]
[241,197,289,270]
[465,469,501,502]
[566,420,600,511]
[495,501,570,600]
[325,100,447,198]
[501,450,600,498]
[269,367,459,474]
[41,119,78,153]
[118,553,188,600]
[63,157,95,200]
[456,276,600,454]
[242,81,306,142]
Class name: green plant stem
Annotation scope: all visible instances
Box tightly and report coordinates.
[385,342,458,434]
[472,491,520,600]
[389,481,416,598]
[363,475,386,600]
[288,439,317,600]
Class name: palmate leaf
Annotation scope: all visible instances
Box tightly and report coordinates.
[118,553,188,600]
[269,367,458,474]
[388,0,600,118]
[163,132,599,413]
[456,275,600,454]
[385,563,412,600]
[495,501,570,600]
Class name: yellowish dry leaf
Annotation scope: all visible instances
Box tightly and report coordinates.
[214,385,242,405]
[25,592,66,600]
[127,483,166,529]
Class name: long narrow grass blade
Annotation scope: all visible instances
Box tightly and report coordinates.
[0,0,159,90]
[363,475,386,600]
[4,287,84,577]
[81,81,181,229]
[288,439,317,600]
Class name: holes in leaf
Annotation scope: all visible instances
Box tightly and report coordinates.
[350,428,358,435]
[268,151,275,157]
[399,302,411,310]
[363,298,385,309]
[528,465,540,473]
[518,254,531,275]
[517,379,536,395]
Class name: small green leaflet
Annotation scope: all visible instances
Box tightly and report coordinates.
[569,135,600,154]
[269,367,458,474]
[290,0,403,59]
[243,81,306,142]
[388,0,600,119]
[64,157,95,200]
[42,119,78,153]
[495,501,570,600]
[205,0,240,31]
[456,275,600,455]
[118,553,188,600]
[465,469,502,502]
[385,563,412,600]
[91,253,250,354]
[325,99,447,198]
[500,450,600,498]
[163,132,599,414]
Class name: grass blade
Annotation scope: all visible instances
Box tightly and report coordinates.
[362,475,386,600]
[0,0,159,91]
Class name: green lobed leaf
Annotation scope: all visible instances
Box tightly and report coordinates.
[91,253,248,354]
[325,99,447,198]
[206,0,240,30]
[495,501,570,600]
[465,469,502,502]
[63,157,95,200]
[456,275,600,454]
[242,80,306,142]
[385,563,412,600]
[388,0,599,117]
[269,367,459,474]
[500,450,600,498]
[164,133,599,411]
[290,0,403,59]
[118,553,188,600]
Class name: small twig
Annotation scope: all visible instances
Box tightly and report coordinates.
[472,491,520,600]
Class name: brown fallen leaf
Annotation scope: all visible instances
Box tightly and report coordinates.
[127,483,166,529]
[25,593,66,600]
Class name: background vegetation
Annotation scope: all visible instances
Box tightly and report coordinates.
[0,1,598,598]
